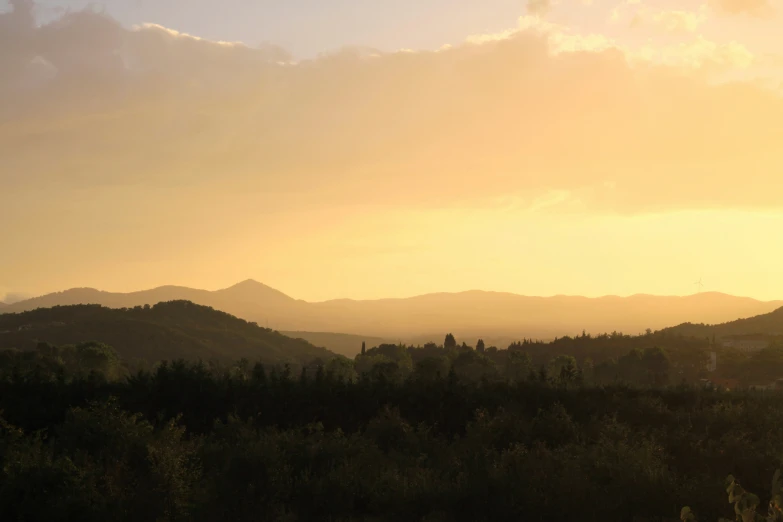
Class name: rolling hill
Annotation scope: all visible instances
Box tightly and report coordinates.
[662,306,783,339]
[3,282,782,355]
[0,300,336,365]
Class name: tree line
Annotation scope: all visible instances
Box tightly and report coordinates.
[3,341,783,521]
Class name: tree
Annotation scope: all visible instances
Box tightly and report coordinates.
[505,351,532,382]
[413,356,450,382]
[476,339,486,353]
[368,361,403,384]
[354,354,391,376]
[547,355,577,381]
[581,358,595,383]
[366,344,413,374]
[444,334,457,350]
[252,363,267,384]
[642,347,671,387]
[361,341,366,356]
[326,357,357,382]
[452,351,497,382]
[62,342,121,380]
[618,348,646,385]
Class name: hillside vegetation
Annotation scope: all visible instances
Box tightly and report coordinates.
[663,306,783,339]
[0,300,335,365]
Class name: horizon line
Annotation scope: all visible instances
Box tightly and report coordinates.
[4,279,779,306]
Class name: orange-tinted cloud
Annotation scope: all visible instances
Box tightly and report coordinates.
[527,0,552,16]
[629,6,708,33]
[0,5,781,217]
[711,0,775,15]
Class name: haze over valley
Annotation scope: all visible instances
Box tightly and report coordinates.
[3,280,782,356]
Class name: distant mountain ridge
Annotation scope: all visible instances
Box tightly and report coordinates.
[3,283,781,353]
[0,300,335,365]
[7,280,296,313]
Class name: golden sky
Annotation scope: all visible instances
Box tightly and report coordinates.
[1,0,782,302]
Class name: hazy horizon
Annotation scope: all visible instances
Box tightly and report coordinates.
[4,278,783,306]
[2,0,783,303]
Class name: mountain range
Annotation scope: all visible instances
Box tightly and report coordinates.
[3,281,782,355]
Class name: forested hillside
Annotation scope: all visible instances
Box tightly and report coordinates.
[663,306,783,339]
[0,301,335,365]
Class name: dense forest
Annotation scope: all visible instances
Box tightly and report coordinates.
[4,304,783,520]
[355,330,783,390]
[2,349,783,521]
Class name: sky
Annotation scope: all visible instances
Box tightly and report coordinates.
[1,0,782,303]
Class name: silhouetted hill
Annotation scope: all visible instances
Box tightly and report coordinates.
[4,283,781,350]
[215,279,298,305]
[2,281,311,329]
[0,301,335,365]
[661,306,783,339]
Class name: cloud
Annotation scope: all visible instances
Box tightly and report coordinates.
[628,36,755,69]
[473,14,750,67]
[527,0,552,16]
[0,4,781,217]
[621,3,709,34]
[637,7,708,33]
[711,0,775,15]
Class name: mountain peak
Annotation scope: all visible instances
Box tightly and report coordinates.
[217,280,295,302]
[230,279,265,288]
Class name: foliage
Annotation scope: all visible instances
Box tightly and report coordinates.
[1,352,783,520]
[682,470,783,522]
[3,317,783,520]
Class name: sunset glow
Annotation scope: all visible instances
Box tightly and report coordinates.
[1,0,782,302]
